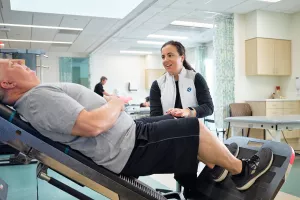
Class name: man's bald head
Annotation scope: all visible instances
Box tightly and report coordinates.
[0,59,10,103]
[0,59,40,105]
[0,59,11,79]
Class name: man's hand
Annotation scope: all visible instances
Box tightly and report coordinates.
[109,96,125,111]
[166,108,191,118]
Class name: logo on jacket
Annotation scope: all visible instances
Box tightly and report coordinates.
[187,87,192,92]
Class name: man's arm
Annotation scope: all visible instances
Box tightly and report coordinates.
[72,97,124,137]
[26,89,124,138]
[103,91,111,96]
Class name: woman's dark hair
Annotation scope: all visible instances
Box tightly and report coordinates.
[161,40,195,72]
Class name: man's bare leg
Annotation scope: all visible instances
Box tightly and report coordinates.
[197,119,242,175]
[198,156,215,169]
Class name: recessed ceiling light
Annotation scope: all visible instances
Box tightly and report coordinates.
[0,23,83,31]
[137,40,164,45]
[257,0,281,2]
[171,20,214,29]
[205,0,214,4]
[147,34,188,40]
[120,50,152,55]
[0,39,72,44]
[10,0,144,19]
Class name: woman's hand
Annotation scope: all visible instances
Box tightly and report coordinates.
[166,108,190,118]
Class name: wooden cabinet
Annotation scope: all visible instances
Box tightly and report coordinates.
[145,69,165,89]
[247,100,300,144]
[246,38,291,76]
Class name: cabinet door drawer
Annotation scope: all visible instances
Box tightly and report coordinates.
[284,101,299,109]
[266,109,283,116]
[282,130,299,139]
[284,108,300,115]
[266,102,283,109]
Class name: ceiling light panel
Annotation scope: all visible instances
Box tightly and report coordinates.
[147,34,188,40]
[10,0,144,19]
[0,23,83,31]
[171,21,214,29]
[137,41,164,45]
[257,0,281,2]
[120,50,152,54]
[0,39,72,44]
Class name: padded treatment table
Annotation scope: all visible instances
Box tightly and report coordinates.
[225,115,300,142]
[191,137,295,200]
[0,104,294,200]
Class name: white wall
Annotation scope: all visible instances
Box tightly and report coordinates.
[145,55,163,69]
[90,54,148,103]
[279,12,300,98]
[245,11,258,40]
[39,52,88,83]
[256,10,291,40]
[234,14,280,102]
[245,10,291,40]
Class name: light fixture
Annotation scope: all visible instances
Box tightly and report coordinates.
[0,39,72,44]
[205,0,214,4]
[204,11,222,15]
[171,20,214,29]
[120,50,152,54]
[10,0,144,19]
[257,0,281,2]
[137,40,164,45]
[147,34,188,40]
[0,23,83,31]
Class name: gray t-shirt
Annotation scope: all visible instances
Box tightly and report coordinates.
[14,83,136,173]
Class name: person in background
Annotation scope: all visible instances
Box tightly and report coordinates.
[140,96,150,108]
[94,76,112,97]
[149,40,214,197]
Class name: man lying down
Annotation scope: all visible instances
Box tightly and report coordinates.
[0,59,273,197]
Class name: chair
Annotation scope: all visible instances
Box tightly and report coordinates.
[226,103,253,139]
[204,117,226,140]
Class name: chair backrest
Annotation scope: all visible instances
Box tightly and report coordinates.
[229,103,252,117]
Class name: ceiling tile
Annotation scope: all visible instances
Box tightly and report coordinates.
[153,0,178,7]
[31,28,58,41]
[53,33,78,42]
[33,13,63,26]
[226,1,270,13]
[263,0,300,13]
[0,32,8,39]
[48,45,70,52]
[1,0,32,24]
[60,16,91,29]
[82,18,119,36]
[170,0,206,9]
[8,41,30,49]
[30,43,51,51]
[68,34,99,52]
[7,27,31,40]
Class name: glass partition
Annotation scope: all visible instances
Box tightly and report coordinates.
[59,57,90,88]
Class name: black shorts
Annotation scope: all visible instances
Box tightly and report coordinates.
[121,115,200,177]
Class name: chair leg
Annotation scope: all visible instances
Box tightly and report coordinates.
[226,123,230,139]
[247,128,251,137]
